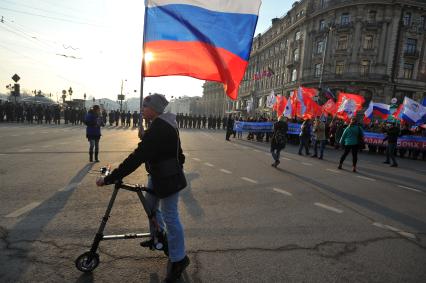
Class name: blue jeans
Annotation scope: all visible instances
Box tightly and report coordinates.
[89,139,99,154]
[314,140,326,158]
[146,176,186,262]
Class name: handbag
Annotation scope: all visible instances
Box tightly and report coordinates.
[150,128,187,199]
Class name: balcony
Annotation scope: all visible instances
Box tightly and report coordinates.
[335,22,353,32]
[300,72,389,83]
[404,50,420,58]
[364,21,382,30]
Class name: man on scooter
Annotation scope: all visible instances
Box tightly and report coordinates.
[96,93,189,282]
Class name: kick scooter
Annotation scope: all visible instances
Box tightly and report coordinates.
[75,166,168,272]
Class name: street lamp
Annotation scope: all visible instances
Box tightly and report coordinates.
[68,87,73,101]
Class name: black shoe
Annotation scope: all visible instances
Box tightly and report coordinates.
[165,256,190,283]
[95,159,100,163]
[383,161,390,164]
[338,164,342,170]
[318,157,323,160]
[298,152,302,156]
[140,238,155,249]
[390,164,398,167]
[311,155,317,158]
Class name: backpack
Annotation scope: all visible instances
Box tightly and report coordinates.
[274,130,287,147]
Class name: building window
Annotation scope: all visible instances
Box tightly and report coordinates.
[319,20,326,31]
[293,48,299,62]
[320,0,327,8]
[295,31,301,41]
[403,13,412,26]
[360,60,370,76]
[291,69,298,82]
[316,41,325,54]
[314,64,322,78]
[364,35,374,50]
[337,35,348,50]
[368,11,377,23]
[405,38,417,55]
[421,16,426,30]
[336,61,345,75]
[403,63,414,79]
[341,13,350,26]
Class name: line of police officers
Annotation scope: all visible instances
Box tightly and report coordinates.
[176,113,228,130]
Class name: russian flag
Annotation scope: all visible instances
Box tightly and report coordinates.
[143,0,262,100]
[364,101,373,124]
[372,102,390,120]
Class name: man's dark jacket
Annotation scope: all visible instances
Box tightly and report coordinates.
[104,113,185,196]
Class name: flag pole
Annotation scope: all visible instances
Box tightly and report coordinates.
[139,3,148,139]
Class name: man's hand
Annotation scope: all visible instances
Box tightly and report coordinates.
[138,127,145,140]
[96,177,105,187]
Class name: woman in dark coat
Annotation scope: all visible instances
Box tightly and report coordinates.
[85,105,103,162]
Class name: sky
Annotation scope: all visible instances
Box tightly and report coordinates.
[0,0,294,102]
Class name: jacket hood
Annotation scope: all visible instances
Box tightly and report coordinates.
[158,112,178,128]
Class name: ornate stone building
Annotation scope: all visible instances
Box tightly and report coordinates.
[203,0,426,115]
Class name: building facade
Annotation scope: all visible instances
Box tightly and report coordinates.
[209,0,426,115]
[166,96,202,115]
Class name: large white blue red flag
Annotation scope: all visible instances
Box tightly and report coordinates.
[372,102,390,120]
[143,0,262,100]
[364,101,373,124]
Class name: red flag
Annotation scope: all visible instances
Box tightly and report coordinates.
[291,87,319,118]
[322,99,337,116]
[273,96,287,117]
[336,92,365,121]
[303,97,322,119]
[392,104,403,120]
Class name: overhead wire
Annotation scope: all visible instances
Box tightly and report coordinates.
[0,6,108,28]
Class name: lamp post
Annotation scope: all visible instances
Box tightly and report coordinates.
[319,24,334,90]
[68,87,73,101]
[62,90,67,103]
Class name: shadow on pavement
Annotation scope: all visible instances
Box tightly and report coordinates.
[181,172,204,220]
[276,168,426,232]
[0,163,95,282]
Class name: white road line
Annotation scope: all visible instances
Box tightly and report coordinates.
[326,169,340,174]
[302,162,313,166]
[273,188,293,196]
[5,202,42,218]
[372,222,417,240]
[41,131,49,134]
[254,149,260,153]
[11,134,20,137]
[18,148,32,152]
[58,182,80,192]
[204,162,214,167]
[314,202,343,214]
[59,142,69,145]
[41,145,52,148]
[398,231,417,240]
[191,158,201,162]
[220,169,232,174]
[357,176,376,182]
[282,157,292,161]
[241,177,258,184]
[397,185,422,193]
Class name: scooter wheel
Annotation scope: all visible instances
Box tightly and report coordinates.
[75,252,99,272]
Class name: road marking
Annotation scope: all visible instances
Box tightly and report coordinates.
[372,222,417,240]
[5,202,42,218]
[59,142,69,145]
[18,148,32,152]
[11,134,20,137]
[397,185,421,193]
[398,231,417,240]
[326,169,341,174]
[58,182,80,192]
[314,202,343,214]
[41,131,49,134]
[204,162,214,167]
[282,157,292,161]
[241,146,249,150]
[191,158,201,162]
[241,177,258,184]
[254,149,260,153]
[357,176,376,181]
[302,162,313,166]
[220,169,232,174]
[41,145,52,148]
[273,188,293,196]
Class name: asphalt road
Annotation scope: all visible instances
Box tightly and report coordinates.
[0,123,425,282]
